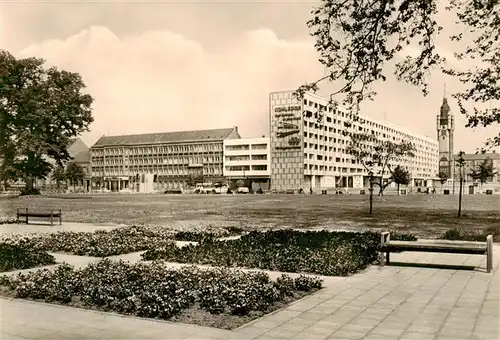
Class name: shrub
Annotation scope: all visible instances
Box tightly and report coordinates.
[0,218,17,225]
[0,260,322,321]
[3,226,174,257]
[0,243,56,272]
[173,226,244,242]
[142,230,417,276]
[19,188,41,196]
[440,227,498,242]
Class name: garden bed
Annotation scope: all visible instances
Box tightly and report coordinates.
[0,260,322,329]
[173,226,244,242]
[0,243,56,272]
[143,229,417,276]
[2,226,174,257]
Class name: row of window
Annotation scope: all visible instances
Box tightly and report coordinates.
[225,165,268,171]
[225,155,268,161]
[92,143,223,156]
[225,143,268,151]
[302,98,436,146]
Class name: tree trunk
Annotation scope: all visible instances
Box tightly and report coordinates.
[397,183,400,195]
[24,151,35,192]
[458,177,463,217]
[369,177,374,215]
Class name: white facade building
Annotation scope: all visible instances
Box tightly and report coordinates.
[223,137,271,191]
[269,90,439,192]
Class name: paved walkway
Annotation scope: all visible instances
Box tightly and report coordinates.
[1,246,499,340]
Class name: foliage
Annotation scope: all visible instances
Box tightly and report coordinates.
[392,165,411,193]
[297,0,499,149]
[0,260,322,322]
[51,166,66,189]
[174,227,244,242]
[440,226,498,242]
[438,171,448,185]
[0,50,94,191]
[470,157,497,184]
[0,243,56,272]
[2,226,174,257]
[0,218,17,225]
[347,131,415,211]
[19,187,41,196]
[142,229,417,276]
[65,162,85,188]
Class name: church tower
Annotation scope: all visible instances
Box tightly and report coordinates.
[437,97,455,178]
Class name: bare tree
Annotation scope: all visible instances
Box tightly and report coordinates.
[347,131,415,214]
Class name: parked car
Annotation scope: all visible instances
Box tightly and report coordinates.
[236,187,249,194]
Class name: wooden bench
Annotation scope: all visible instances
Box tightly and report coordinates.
[16,208,62,226]
[380,231,494,273]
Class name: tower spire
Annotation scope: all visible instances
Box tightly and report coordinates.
[444,83,447,98]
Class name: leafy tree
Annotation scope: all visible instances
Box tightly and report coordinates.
[470,158,497,186]
[65,162,85,191]
[186,175,196,188]
[51,165,66,190]
[456,151,466,217]
[236,179,245,188]
[194,175,204,185]
[392,165,411,195]
[438,171,448,193]
[0,50,93,193]
[296,0,499,149]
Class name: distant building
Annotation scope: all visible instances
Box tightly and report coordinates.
[90,127,241,192]
[223,137,271,191]
[269,90,439,192]
[435,97,500,195]
[39,138,91,191]
[452,152,500,194]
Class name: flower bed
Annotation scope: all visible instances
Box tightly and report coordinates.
[0,243,56,272]
[440,227,499,242]
[0,260,322,329]
[2,226,174,257]
[173,226,244,242]
[143,229,417,276]
[0,218,17,225]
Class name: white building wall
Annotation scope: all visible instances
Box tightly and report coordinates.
[223,138,271,178]
[269,90,439,191]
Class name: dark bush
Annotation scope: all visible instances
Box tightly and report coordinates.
[0,243,56,272]
[0,260,322,320]
[440,227,498,242]
[5,226,173,257]
[19,188,41,196]
[142,230,417,276]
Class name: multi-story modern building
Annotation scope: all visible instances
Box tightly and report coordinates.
[223,137,271,190]
[90,127,241,192]
[269,90,439,192]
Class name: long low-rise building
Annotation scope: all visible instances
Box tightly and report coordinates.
[223,137,271,191]
[269,90,439,192]
[90,127,241,192]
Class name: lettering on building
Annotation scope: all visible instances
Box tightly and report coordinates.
[274,105,301,113]
[277,130,300,138]
[278,122,299,130]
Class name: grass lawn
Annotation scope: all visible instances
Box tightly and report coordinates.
[1,194,498,239]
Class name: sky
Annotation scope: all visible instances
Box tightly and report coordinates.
[1,0,498,153]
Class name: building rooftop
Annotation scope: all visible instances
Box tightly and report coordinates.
[454,152,500,161]
[71,150,90,163]
[92,127,240,147]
